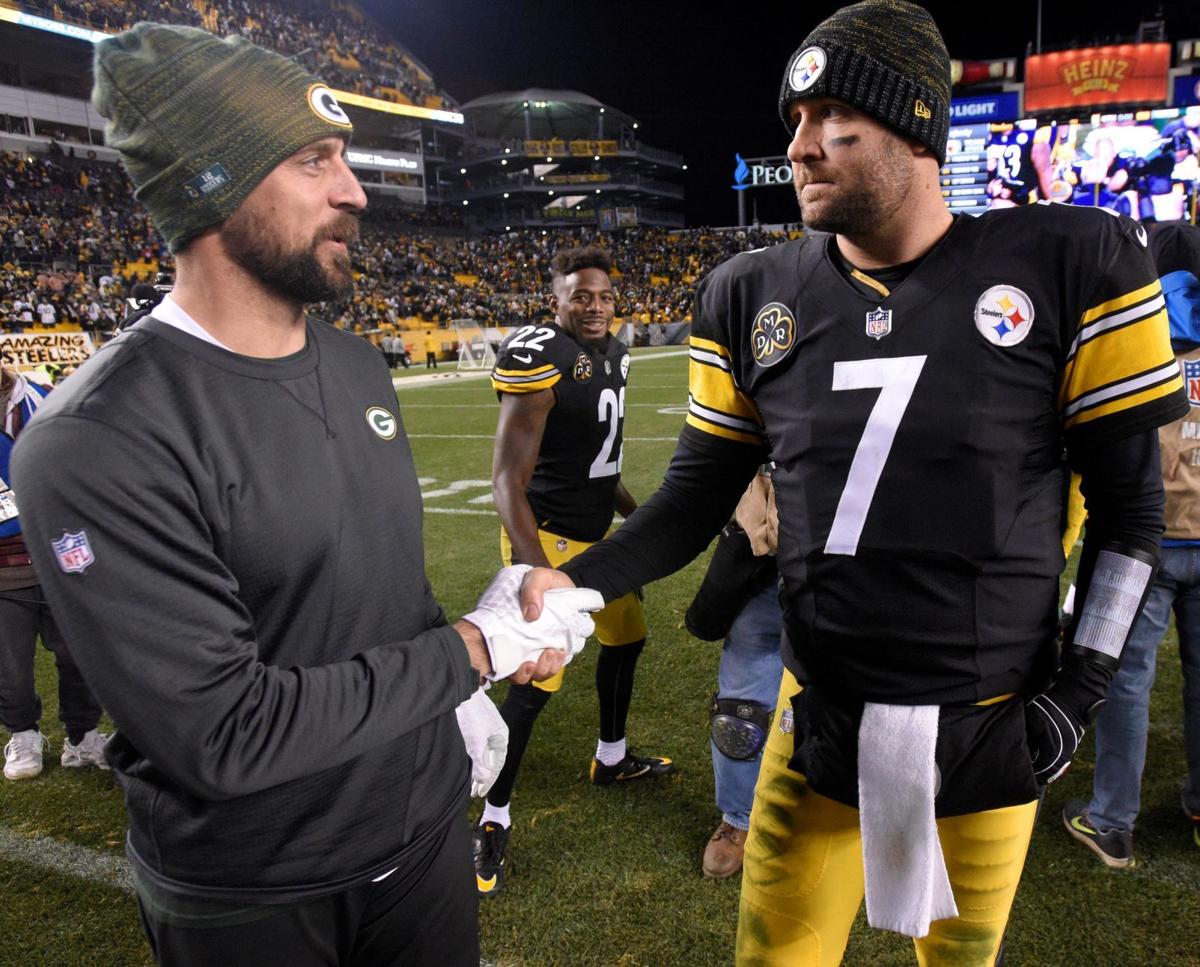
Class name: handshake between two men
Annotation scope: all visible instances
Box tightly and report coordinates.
[453,565,599,799]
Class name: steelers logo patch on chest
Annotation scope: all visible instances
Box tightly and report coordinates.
[573,352,593,382]
[751,302,797,367]
[974,285,1034,347]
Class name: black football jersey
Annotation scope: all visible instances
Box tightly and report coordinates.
[685,203,1188,704]
[492,324,631,542]
[988,125,1054,205]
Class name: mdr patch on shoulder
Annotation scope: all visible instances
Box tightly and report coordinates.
[751,302,797,367]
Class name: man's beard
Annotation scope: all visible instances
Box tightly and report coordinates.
[794,136,914,236]
[220,210,359,305]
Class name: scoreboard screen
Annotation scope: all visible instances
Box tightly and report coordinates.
[940,106,1199,222]
[941,123,992,214]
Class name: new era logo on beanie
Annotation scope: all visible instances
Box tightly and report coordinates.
[778,0,951,166]
[92,22,355,252]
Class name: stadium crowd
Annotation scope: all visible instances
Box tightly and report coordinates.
[17,0,450,109]
[1,150,789,334]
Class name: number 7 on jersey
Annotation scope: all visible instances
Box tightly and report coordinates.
[824,355,927,556]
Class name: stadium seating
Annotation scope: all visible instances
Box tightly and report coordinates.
[1,151,790,336]
[15,0,453,110]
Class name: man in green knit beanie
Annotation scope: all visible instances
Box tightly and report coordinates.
[14,20,595,967]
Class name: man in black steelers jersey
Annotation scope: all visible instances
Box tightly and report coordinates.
[519,2,1189,965]
[475,246,674,896]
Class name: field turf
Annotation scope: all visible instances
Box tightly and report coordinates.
[1,347,1197,966]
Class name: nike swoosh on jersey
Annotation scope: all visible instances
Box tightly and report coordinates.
[513,352,533,363]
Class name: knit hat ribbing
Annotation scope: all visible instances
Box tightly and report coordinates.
[92,22,354,252]
[778,1,951,165]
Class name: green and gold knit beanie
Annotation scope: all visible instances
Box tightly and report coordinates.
[778,0,950,165]
[92,22,354,252]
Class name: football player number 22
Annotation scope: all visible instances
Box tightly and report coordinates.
[589,387,625,479]
[824,355,927,556]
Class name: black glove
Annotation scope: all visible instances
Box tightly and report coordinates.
[1025,655,1111,785]
[685,522,774,641]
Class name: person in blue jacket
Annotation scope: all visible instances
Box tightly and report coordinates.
[0,363,107,780]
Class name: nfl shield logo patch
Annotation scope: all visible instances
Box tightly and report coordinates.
[1185,359,1200,408]
[865,308,892,341]
[52,531,94,574]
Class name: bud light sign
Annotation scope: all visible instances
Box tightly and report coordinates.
[950,92,1020,122]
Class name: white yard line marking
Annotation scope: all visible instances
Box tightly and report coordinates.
[0,824,133,894]
[392,349,687,390]
[424,507,495,516]
[399,402,683,409]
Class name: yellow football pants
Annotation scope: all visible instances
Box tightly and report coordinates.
[736,670,1038,967]
[500,527,646,693]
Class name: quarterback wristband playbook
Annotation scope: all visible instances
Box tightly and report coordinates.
[1066,544,1157,673]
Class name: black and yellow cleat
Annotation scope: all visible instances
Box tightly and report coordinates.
[473,820,509,897]
[589,751,675,785]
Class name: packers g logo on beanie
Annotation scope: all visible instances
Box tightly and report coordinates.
[307,85,352,127]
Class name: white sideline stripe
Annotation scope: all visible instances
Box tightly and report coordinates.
[425,507,495,516]
[398,402,682,409]
[0,823,133,894]
[408,434,678,441]
[392,348,687,390]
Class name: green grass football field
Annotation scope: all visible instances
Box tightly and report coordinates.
[1,347,1197,966]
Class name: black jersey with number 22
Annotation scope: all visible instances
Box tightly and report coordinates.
[492,324,631,542]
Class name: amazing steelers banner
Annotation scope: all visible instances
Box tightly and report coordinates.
[0,332,95,371]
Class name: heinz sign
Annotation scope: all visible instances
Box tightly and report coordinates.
[1025,44,1170,112]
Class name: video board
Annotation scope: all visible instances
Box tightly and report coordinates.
[940,105,1200,221]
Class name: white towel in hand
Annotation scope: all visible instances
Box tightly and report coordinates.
[857,702,958,937]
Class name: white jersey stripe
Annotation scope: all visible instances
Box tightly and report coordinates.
[1061,361,1180,418]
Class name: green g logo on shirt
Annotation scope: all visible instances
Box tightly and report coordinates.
[365,406,397,440]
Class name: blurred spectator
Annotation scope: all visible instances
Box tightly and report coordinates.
[0,363,108,781]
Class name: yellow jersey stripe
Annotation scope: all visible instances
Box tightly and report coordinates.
[1061,361,1183,424]
[1060,308,1175,407]
[690,357,761,426]
[493,363,557,379]
[685,413,763,446]
[492,373,560,394]
[1067,293,1165,362]
[688,395,763,436]
[1079,279,1161,326]
[691,335,732,360]
[848,268,890,299]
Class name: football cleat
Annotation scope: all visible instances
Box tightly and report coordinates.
[589,750,675,785]
[473,820,509,897]
[1062,799,1134,868]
